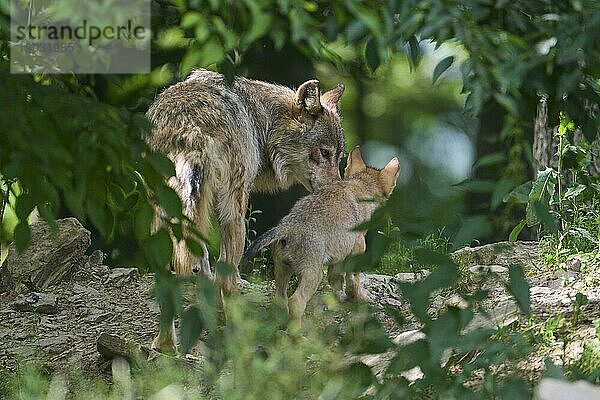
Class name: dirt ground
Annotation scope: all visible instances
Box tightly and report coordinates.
[1,220,598,387]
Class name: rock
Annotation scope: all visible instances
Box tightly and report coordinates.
[452,241,540,272]
[393,271,429,283]
[38,336,70,351]
[468,265,508,274]
[73,283,100,297]
[466,297,519,332]
[569,258,582,272]
[0,218,91,293]
[107,268,140,282]
[86,308,111,323]
[97,333,148,368]
[534,378,600,400]
[12,292,59,314]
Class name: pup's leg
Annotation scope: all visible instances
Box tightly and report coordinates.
[327,264,346,302]
[288,264,323,331]
[345,235,371,303]
[273,248,292,313]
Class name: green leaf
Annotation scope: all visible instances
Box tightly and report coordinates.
[473,152,506,169]
[503,182,532,204]
[386,340,427,375]
[452,215,492,248]
[494,93,518,116]
[155,185,183,218]
[399,261,458,321]
[544,358,566,380]
[407,36,421,69]
[532,201,558,233]
[146,152,175,177]
[185,238,205,258]
[453,179,496,193]
[143,229,173,271]
[575,292,588,307]
[153,275,184,339]
[343,362,377,397]
[135,201,154,243]
[526,168,556,226]
[215,261,235,277]
[506,265,530,315]
[508,219,526,242]
[491,178,514,210]
[564,183,586,200]
[14,222,31,253]
[558,112,575,136]
[365,37,381,73]
[432,55,454,84]
[425,308,460,362]
[179,305,204,354]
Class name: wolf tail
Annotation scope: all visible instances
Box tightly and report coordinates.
[241,227,280,266]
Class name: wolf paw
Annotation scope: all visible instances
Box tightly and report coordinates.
[151,335,178,356]
[346,288,372,303]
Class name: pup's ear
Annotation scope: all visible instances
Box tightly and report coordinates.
[321,83,345,115]
[380,157,400,194]
[344,146,367,177]
[296,79,322,116]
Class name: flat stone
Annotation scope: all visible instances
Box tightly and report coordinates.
[73,284,100,297]
[12,292,59,314]
[11,345,37,357]
[107,268,139,282]
[530,286,553,295]
[468,264,508,274]
[86,308,111,323]
[38,335,69,348]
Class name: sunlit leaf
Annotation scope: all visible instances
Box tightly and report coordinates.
[432,56,454,84]
[508,219,526,242]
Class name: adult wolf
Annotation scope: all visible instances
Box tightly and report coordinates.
[146,69,345,353]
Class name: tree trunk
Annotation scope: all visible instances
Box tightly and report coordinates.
[532,100,556,173]
[532,100,600,177]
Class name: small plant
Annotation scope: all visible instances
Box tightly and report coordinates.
[504,112,600,264]
[378,227,451,275]
[523,314,565,346]
[572,292,589,323]
[243,205,270,279]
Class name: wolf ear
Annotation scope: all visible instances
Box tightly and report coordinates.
[296,79,322,116]
[380,157,400,194]
[321,83,345,115]
[344,146,367,177]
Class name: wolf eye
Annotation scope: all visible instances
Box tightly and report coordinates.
[320,148,331,159]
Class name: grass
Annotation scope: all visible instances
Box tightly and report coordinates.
[378,229,451,275]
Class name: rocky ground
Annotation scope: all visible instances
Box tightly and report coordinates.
[0,219,599,397]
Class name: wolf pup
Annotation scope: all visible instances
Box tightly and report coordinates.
[243,147,399,329]
[146,69,345,353]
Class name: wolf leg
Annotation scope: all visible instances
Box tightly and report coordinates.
[345,235,371,303]
[288,265,323,331]
[216,190,249,301]
[152,157,213,354]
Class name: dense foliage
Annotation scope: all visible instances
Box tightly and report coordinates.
[1,0,599,398]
